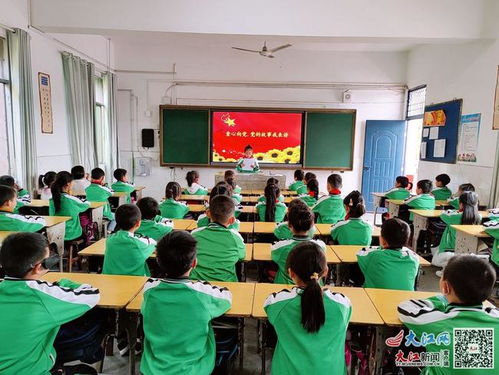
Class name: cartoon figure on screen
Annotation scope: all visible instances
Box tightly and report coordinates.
[236,145,260,173]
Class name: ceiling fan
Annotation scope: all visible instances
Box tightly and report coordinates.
[232,41,292,58]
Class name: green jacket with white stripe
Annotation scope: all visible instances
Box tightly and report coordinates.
[484,220,499,266]
[111,181,135,204]
[49,193,90,240]
[273,221,316,240]
[312,194,346,224]
[331,217,373,246]
[85,183,114,220]
[432,186,452,201]
[0,211,46,232]
[136,217,174,241]
[405,194,436,220]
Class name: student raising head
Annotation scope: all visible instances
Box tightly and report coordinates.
[274,198,317,240]
[384,176,412,200]
[140,231,231,374]
[432,173,452,200]
[331,190,372,246]
[448,182,475,210]
[70,165,90,196]
[38,171,56,200]
[299,177,319,207]
[356,218,419,290]
[136,197,174,241]
[256,183,287,222]
[160,181,189,219]
[224,170,241,194]
[0,185,46,232]
[404,179,435,221]
[312,174,346,224]
[85,168,114,221]
[289,169,305,192]
[183,171,208,195]
[49,171,90,241]
[297,172,316,195]
[196,182,240,230]
[111,168,135,203]
[264,241,352,374]
[0,175,30,213]
[272,203,325,284]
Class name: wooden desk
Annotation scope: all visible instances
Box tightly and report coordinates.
[239,206,256,214]
[252,243,340,264]
[386,199,405,218]
[28,199,105,210]
[252,283,383,325]
[253,221,277,234]
[238,222,254,234]
[435,200,450,207]
[171,219,196,231]
[452,225,490,254]
[134,186,145,200]
[188,204,206,213]
[180,195,208,202]
[41,216,70,265]
[315,223,332,235]
[331,245,430,266]
[242,196,259,204]
[43,272,148,309]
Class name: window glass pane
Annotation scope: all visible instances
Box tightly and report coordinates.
[407,86,426,118]
[0,83,9,174]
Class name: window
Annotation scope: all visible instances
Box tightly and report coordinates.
[94,76,111,175]
[404,85,427,181]
[0,37,11,175]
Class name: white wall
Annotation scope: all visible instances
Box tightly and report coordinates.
[407,40,499,204]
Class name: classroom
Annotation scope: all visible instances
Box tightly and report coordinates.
[1,1,499,374]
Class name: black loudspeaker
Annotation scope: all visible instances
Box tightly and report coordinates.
[141,129,155,148]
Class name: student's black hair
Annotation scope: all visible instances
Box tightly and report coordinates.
[458,183,475,194]
[165,181,182,200]
[395,176,411,189]
[343,190,366,218]
[156,231,197,278]
[286,241,327,333]
[71,165,85,180]
[288,202,314,233]
[416,179,432,194]
[459,191,480,225]
[113,168,128,182]
[381,218,410,249]
[51,171,73,213]
[91,167,105,180]
[0,232,49,278]
[266,177,279,186]
[0,185,16,206]
[115,204,141,231]
[443,255,496,305]
[0,175,15,187]
[264,183,280,222]
[209,182,231,203]
[209,195,235,223]
[136,197,160,221]
[38,171,56,190]
[327,174,342,189]
[185,170,199,187]
[435,173,450,186]
[304,172,316,183]
[294,169,304,181]
[224,170,236,189]
[244,144,253,152]
[307,178,319,198]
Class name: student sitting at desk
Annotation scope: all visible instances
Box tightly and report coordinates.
[289,169,305,192]
[272,203,326,284]
[159,182,189,219]
[224,169,242,194]
[447,183,475,210]
[257,177,285,203]
[264,242,351,374]
[484,220,499,271]
[383,176,412,200]
[197,183,240,230]
[331,190,372,246]
[70,165,90,196]
[111,168,135,204]
[85,168,114,222]
[236,144,260,173]
[312,174,346,224]
[299,177,319,207]
[0,175,31,213]
[256,183,287,223]
[37,171,56,200]
[103,204,156,276]
[136,197,174,241]
[398,255,498,375]
[0,232,100,375]
[183,170,208,195]
[274,198,316,240]
[404,179,436,221]
[49,171,90,241]
[140,231,231,375]
[0,185,46,232]
[357,218,419,290]
[432,173,452,200]
[297,172,316,195]
[190,195,246,282]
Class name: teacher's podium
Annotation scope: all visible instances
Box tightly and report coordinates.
[215,172,286,190]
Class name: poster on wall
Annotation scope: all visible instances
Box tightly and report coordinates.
[457,113,481,163]
[423,109,446,126]
[493,66,499,130]
[38,72,53,134]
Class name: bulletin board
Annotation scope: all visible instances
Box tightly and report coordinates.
[420,99,462,164]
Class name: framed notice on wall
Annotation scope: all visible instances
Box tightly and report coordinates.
[38,72,53,134]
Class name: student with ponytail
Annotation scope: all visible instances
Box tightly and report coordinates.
[299,178,319,207]
[264,242,352,374]
[49,171,90,240]
[159,181,189,219]
[182,171,208,195]
[447,183,475,210]
[331,190,373,245]
[37,171,56,200]
[255,183,286,222]
[257,177,284,203]
[432,191,481,271]
[296,172,316,195]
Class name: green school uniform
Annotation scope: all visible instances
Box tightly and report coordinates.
[190,223,246,282]
[0,277,99,375]
[232,193,243,204]
[17,188,29,198]
[298,194,317,208]
[438,210,482,253]
[296,184,307,195]
[264,287,351,375]
[484,221,499,266]
[312,194,346,224]
[159,198,189,219]
[432,186,452,200]
[288,180,304,192]
[255,201,287,222]
[447,197,459,210]
[233,185,242,194]
[49,193,90,240]
[398,295,499,375]
[196,214,240,231]
[14,200,26,214]
[102,230,156,276]
[405,193,436,221]
[111,181,135,204]
[274,221,316,240]
[0,211,46,232]
[356,246,419,290]
[331,218,373,246]
[136,218,174,241]
[488,209,499,221]
[384,187,411,200]
[183,183,209,195]
[272,237,326,284]
[141,278,231,375]
[236,158,260,173]
[85,183,114,221]
[257,194,285,203]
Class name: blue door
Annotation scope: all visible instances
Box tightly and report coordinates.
[361,120,406,211]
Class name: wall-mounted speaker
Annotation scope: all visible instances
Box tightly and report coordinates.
[141,129,155,148]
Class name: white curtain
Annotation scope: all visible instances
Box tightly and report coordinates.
[61,51,97,170]
[103,72,119,173]
[7,28,38,194]
[489,131,499,208]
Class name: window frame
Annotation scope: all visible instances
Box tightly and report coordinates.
[406,84,427,120]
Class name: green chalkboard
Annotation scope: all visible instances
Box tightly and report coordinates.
[160,106,210,165]
[304,111,356,169]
